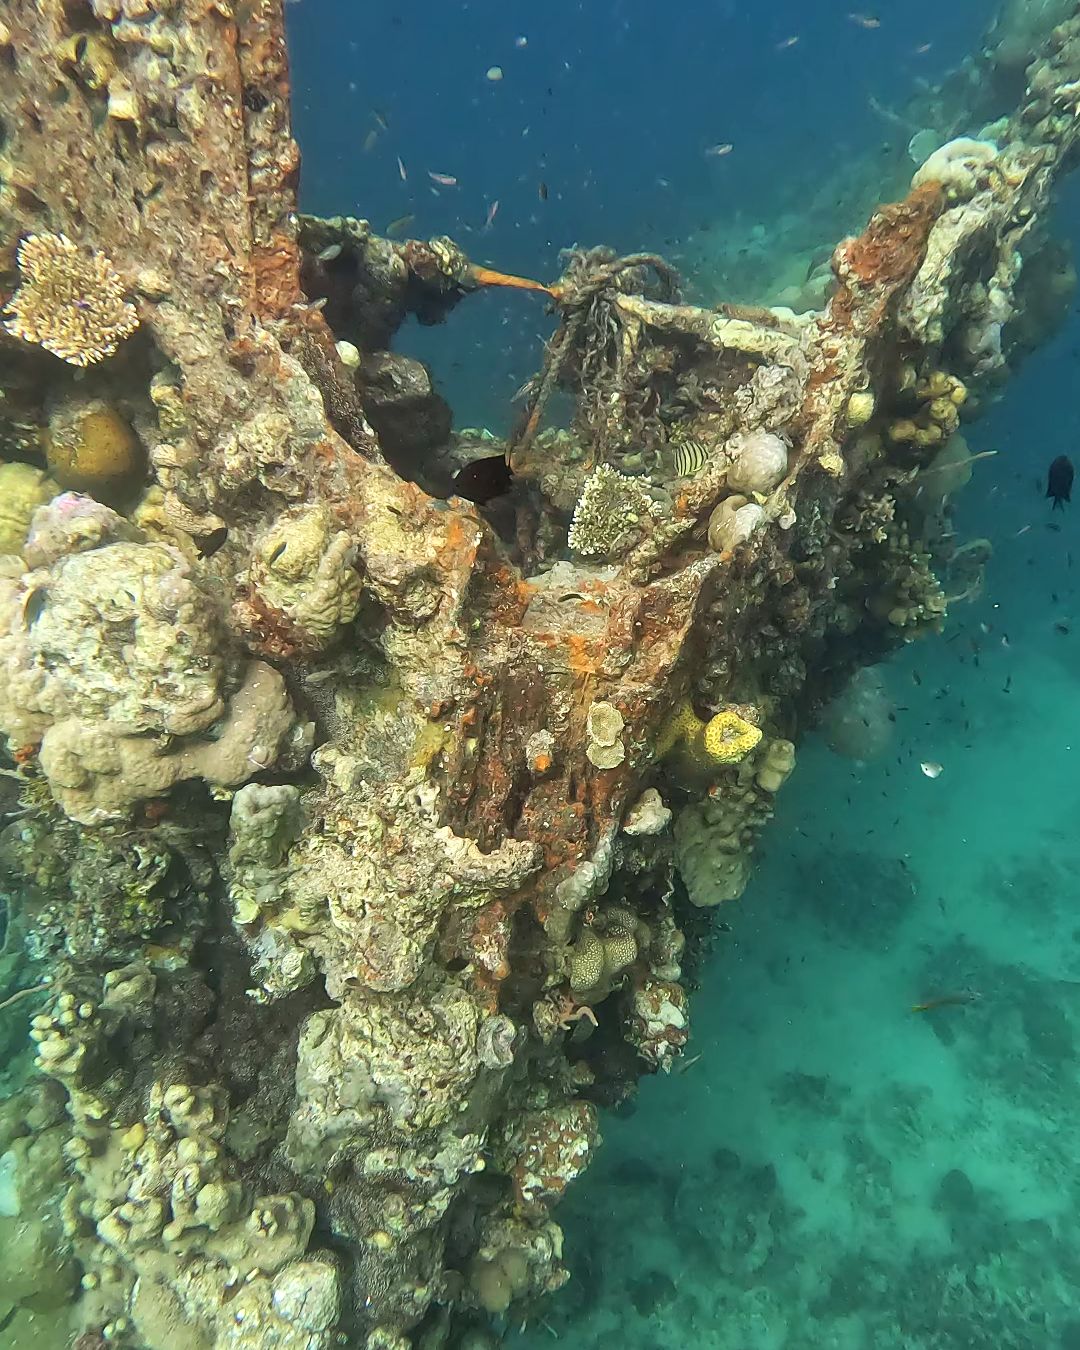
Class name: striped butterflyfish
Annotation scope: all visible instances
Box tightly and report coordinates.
[665,429,714,480]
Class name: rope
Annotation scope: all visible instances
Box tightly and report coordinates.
[506,252,679,466]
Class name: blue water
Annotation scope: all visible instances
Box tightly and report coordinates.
[289,0,996,427]
[287,3,1080,1347]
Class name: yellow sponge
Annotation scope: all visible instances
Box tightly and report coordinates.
[656,698,704,758]
[701,711,763,765]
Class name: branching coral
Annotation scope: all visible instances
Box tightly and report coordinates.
[567,463,657,559]
[3,233,139,367]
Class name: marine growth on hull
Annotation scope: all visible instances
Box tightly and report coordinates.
[0,2,1078,1347]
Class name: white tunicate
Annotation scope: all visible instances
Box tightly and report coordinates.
[732,504,765,542]
[911,137,998,201]
[725,429,788,494]
[335,340,360,369]
[708,497,765,553]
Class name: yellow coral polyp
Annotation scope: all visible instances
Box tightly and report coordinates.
[701,711,763,764]
[656,698,703,758]
[887,418,919,444]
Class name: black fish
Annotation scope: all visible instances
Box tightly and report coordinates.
[1047,454,1073,509]
[452,454,513,505]
[195,526,229,559]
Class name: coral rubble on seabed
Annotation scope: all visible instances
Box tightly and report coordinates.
[1,1,1079,1347]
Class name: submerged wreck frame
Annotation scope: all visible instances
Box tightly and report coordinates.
[0,1,1079,1346]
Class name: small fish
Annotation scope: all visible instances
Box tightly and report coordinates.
[428,171,458,186]
[1047,454,1074,509]
[705,142,734,157]
[911,990,981,1013]
[195,526,229,559]
[668,437,710,478]
[453,454,513,504]
[396,155,407,181]
[385,213,415,237]
[920,760,943,779]
[538,180,549,201]
[21,584,48,627]
[362,128,379,154]
[483,199,500,231]
[776,35,799,50]
[848,13,881,28]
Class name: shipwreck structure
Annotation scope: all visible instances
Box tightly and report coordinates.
[0,1,1078,1346]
